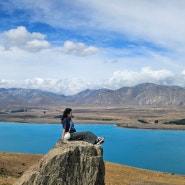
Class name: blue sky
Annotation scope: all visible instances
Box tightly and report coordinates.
[0,0,185,95]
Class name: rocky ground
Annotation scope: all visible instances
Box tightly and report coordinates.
[0,152,185,185]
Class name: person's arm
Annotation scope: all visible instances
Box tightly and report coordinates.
[61,118,67,140]
[62,128,66,140]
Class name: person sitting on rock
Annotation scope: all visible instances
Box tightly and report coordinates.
[61,108,104,145]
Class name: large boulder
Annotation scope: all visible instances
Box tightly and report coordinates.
[14,140,105,185]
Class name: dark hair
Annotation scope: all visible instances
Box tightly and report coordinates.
[61,108,72,121]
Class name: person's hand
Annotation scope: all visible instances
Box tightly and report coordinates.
[60,138,64,142]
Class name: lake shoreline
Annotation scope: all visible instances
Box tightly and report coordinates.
[1,118,185,130]
[1,106,185,130]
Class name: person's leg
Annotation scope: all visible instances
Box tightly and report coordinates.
[70,131,98,144]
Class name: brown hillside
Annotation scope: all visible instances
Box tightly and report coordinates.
[0,152,185,185]
[1,83,185,108]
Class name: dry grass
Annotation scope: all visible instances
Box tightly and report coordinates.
[105,162,185,185]
[0,152,185,185]
[0,152,41,185]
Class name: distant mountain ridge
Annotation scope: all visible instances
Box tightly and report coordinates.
[0,83,185,109]
[0,88,66,109]
[68,83,185,106]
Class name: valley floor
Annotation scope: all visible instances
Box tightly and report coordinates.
[1,106,185,130]
[0,152,185,185]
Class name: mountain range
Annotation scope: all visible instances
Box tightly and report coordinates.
[1,83,185,109]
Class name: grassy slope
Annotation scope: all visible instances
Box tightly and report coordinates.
[0,153,185,185]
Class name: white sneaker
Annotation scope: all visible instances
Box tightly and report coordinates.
[96,137,105,145]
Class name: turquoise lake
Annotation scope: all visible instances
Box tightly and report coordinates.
[0,122,185,175]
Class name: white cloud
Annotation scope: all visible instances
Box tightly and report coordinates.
[61,41,100,56]
[78,1,185,48]
[4,1,185,51]
[182,69,185,74]
[103,67,176,90]
[25,39,50,52]
[1,68,185,95]
[3,26,50,52]
[0,79,15,87]
[14,1,185,48]
[1,1,185,94]
[0,78,96,95]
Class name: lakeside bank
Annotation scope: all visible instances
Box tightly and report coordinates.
[1,116,185,130]
[0,152,185,185]
[2,106,185,130]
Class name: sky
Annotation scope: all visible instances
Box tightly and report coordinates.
[1,0,185,95]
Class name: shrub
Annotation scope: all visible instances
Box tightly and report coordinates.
[138,119,149,124]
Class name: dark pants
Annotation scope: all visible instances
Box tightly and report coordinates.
[70,131,98,144]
